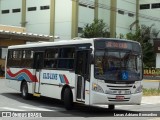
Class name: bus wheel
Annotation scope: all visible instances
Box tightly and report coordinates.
[63,88,73,110]
[21,82,30,99]
[108,105,115,110]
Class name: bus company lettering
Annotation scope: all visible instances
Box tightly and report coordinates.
[43,73,58,80]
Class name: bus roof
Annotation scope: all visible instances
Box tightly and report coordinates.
[8,38,140,49]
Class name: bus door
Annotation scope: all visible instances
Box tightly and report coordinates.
[33,52,44,93]
[75,50,90,102]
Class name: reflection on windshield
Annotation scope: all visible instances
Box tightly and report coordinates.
[94,50,142,81]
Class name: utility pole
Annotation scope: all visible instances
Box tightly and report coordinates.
[21,0,26,27]
[50,0,56,41]
[110,0,117,38]
[71,0,79,39]
[94,0,98,20]
[136,0,139,31]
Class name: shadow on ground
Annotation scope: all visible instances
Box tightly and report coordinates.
[1,92,139,117]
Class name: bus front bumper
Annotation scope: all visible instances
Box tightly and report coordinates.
[90,92,142,105]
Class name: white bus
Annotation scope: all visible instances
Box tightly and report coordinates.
[5,38,143,110]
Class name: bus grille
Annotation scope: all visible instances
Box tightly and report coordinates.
[105,84,133,96]
[107,84,133,91]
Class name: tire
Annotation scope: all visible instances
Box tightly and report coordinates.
[108,105,115,110]
[63,88,73,110]
[21,82,30,99]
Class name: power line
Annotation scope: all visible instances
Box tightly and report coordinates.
[72,0,160,22]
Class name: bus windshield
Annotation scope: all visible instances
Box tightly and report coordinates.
[94,50,142,81]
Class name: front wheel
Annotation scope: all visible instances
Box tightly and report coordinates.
[63,88,73,110]
[21,82,30,99]
[108,105,115,110]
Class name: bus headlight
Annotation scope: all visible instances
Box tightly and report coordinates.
[92,83,104,93]
[135,85,143,93]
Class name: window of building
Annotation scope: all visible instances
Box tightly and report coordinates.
[40,5,50,10]
[28,7,37,11]
[152,3,160,9]
[79,3,87,7]
[12,8,21,13]
[140,4,150,10]
[128,13,134,17]
[118,10,124,15]
[89,6,95,9]
[1,10,9,14]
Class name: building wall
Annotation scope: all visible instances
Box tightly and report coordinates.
[98,0,110,26]
[26,0,50,35]
[0,0,160,39]
[156,53,160,68]
[139,0,160,38]
[116,0,136,37]
[55,0,72,40]
[0,0,22,26]
[78,0,94,32]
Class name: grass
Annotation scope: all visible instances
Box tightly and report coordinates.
[143,88,160,96]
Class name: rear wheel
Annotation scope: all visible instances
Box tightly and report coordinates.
[21,82,30,99]
[63,88,73,110]
[108,105,115,110]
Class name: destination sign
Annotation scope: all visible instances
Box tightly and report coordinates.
[106,41,128,49]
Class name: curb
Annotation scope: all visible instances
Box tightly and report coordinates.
[143,80,160,82]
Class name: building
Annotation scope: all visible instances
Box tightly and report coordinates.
[0,0,160,67]
[0,0,139,40]
[0,25,52,68]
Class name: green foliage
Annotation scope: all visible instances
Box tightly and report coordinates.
[143,88,160,96]
[81,19,110,38]
[126,24,157,67]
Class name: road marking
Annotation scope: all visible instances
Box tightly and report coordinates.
[19,106,53,111]
[1,107,25,111]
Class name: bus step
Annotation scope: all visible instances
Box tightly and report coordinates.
[33,93,41,97]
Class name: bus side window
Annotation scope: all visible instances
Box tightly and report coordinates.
[57,47,75,70]
[44,48,58,69]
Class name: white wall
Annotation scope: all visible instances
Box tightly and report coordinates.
[139,0,160,38]
[26,0,50,35]
[55,0,72,40]
[78,0,94,34]
[116,0,136,38]
[0,0,22,26]
[156,53,160,68]
[98,0,110,27]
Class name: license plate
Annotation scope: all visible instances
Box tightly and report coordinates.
[116,96,124,100]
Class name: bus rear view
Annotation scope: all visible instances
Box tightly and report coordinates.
[92,39,143,109]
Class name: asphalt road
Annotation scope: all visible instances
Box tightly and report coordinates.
[0,79,160,120]
[143,79,160,89]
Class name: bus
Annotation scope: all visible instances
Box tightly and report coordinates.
[5,38,143,110]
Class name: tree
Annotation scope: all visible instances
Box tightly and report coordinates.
[81,19,110,38]
[126,24,158,67]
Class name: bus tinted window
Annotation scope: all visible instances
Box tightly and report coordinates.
[7,50,33,68]
[44,47,75,70]
[58,47,75,70]
[44,48,58,69]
